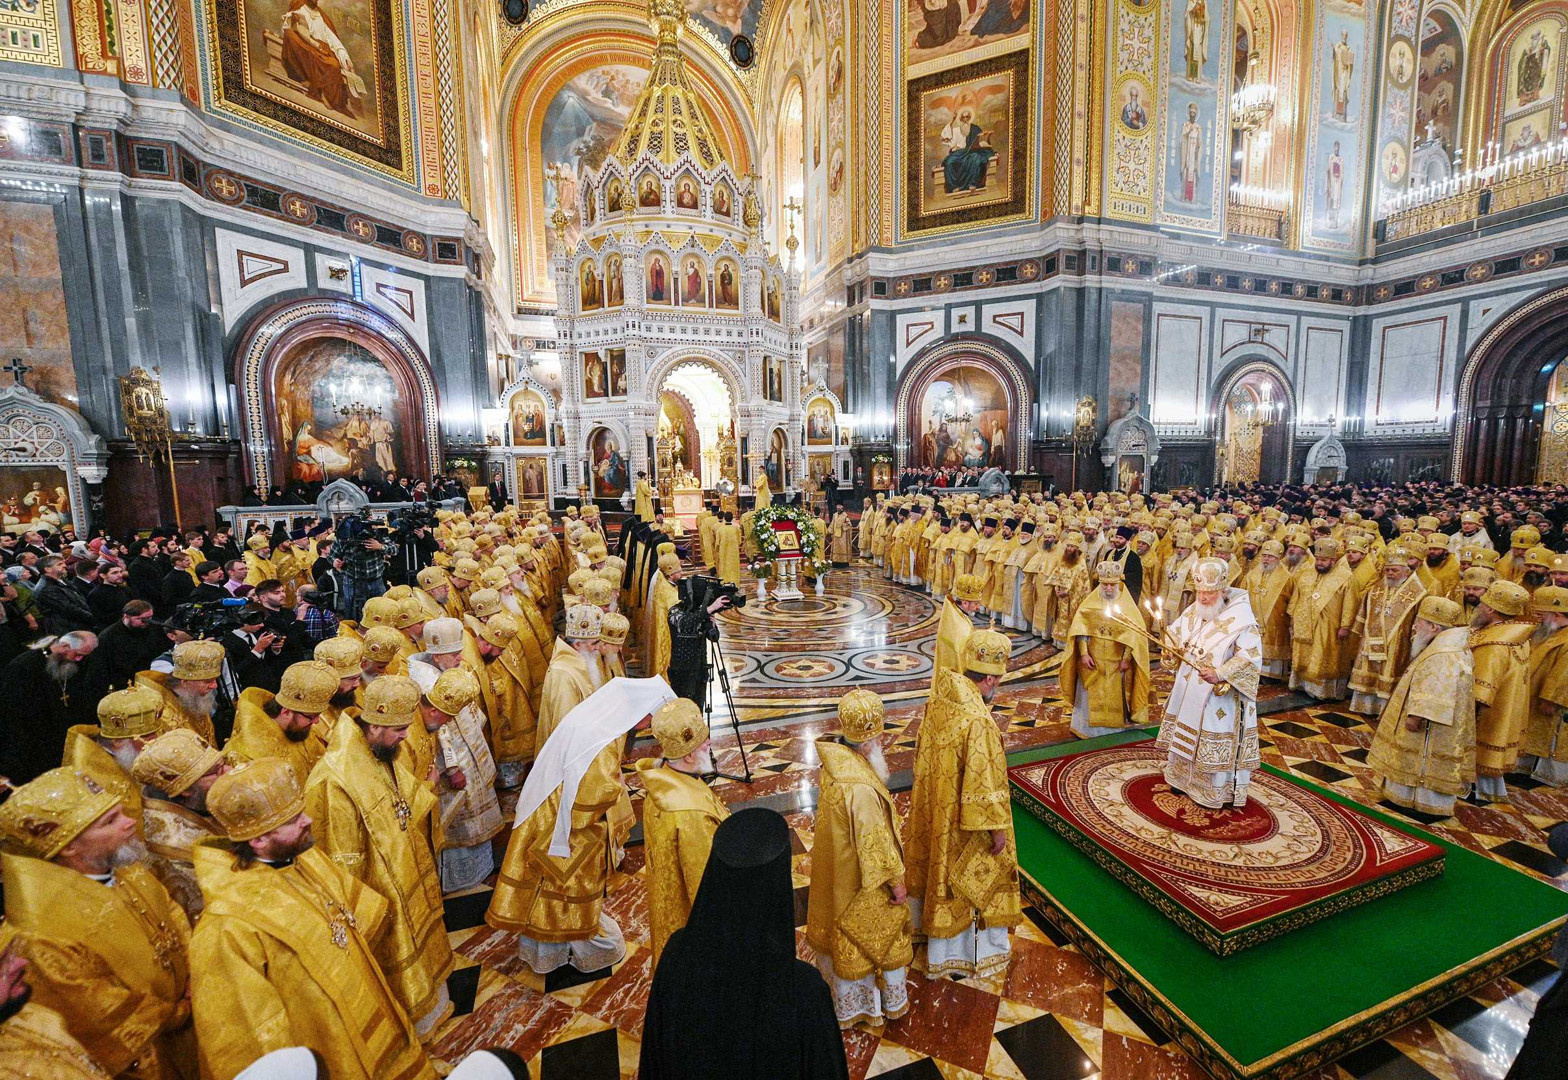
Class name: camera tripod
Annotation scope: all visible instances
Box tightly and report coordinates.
[702,633,754,784]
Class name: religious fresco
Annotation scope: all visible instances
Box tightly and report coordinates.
[678,254,708,306]
[766,273,784,321]
[1302,0,1372,252]
[1157,0,1230,231]
[914,364,1010,469]
[208,0,411,179]
[904,48,1031,237]
[763,356,786,402]
[1372,0,1419,208]
[271,338,406,484]
[607,348,627,397]
[806,397,835,444]
[766,427,787,488]
[905,0,1031,77]
[1105,0,1160,224]
[509,388,548,447]
[589,426,628,498]
[515,456,548,498]
[646,252,672,304]
[0,202,77,410]
[0,466,71,534]
[1417,11,1462,152]
[540,64,648,252]
[1488,12,1566,157]
[714,258,741,309]
[605,254,625,307]
[687,0,763,54]
[579,260,602,310]
[583,350,609,399]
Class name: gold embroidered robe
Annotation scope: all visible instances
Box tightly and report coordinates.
[303,717,453,1024]
[902,669,1020,941]
[1243,563,1294,671]
[135,671,217,747]
[948,528,980,578]
[1154,553,1197,634]
[224,687,328,786]
[1286,563,1358,698]
[714,524,742,584]
[1367,627,1476,805]
[534,640,598,751]
[60,727,143,827]
[805,741,912,989]
[932,598,975,678]
[1042,559,1091,644]
[1058,588,1151,729]
[188,843,436,1080]
[1348,574,1428,701]
[635,759,729,964]
[1416,555,1460,601]
[1523,625,1568,764]
[1,854,193,1080]
[830,513,854,564]
[487,646,538,766]
[140,797,224,921]
[1024,545,1062,637]
[646,574,679,680]
[0,1003,112,1080]
[1471,620,1535,778]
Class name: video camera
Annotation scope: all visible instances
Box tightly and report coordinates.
[389,504,436,540]
[166,597,249,640]
[682,573,746,613]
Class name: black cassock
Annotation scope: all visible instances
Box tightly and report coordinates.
[639,808,849,1080]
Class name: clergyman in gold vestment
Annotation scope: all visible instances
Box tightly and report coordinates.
[1058,561,1151,738]
[0,768,196,1080]
[1347,548,1428,716]
[0,940,112,1080]
[303,677,454,1035]
[533,605,604,750]
[190,758,437,1080]
[1519,585,1568,785]
[806,689,913,1029]
[1367,597,1475,817]
[932,574,984,677]
[635,698,729,965]
[1469,580,1535,803]
[903,630,1020,980]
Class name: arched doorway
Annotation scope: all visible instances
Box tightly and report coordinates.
[895,339,1031,472]
[1215,363,1293,485]
[656,359,737,489]
[1455,285,1568,485]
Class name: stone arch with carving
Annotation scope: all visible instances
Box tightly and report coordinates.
[1302,433,1349,484]
[234,297,442,491]
[1099,412,1161,469]
[643,346,748,407]
[499,372,559,444]
[1207,357,1299,484]
[0,384,109,534]
[895,335,1032,472]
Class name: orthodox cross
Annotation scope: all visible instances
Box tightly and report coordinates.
[3,357,32,387]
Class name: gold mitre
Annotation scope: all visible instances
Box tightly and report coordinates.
[1094,560,1123,583]
[453,558,483,581]
[1313,537,1344,559]
[96,684,164,740]
[361,675,420,728]
[423,616,465,655]
[1460,566,1496,587]
[658,552,681,576]
[1416,596,1465,628]
[1511,526,1541,550]
[952,574,985,603]
[652,698,708,759]
[208,758,305,842]
[360,596,400,628]
[131,728,223,798]
[0,767,118,858]
[600,612,631,646]
[1189,557,1230,591]
[465,611,517,650]
[566,604,603,642]
[1531,585,1568,615]
[425,667,480,717]
[417,566,449,590]
[962,628,1010,676]
[246,533,270,551]
[1481,579,1529,617]
[468,588,504,619]
[480,567,509,590]
[170,639,225,681]
[276,661,338,715]
[362,625,406,664]
[582,578,615,607]
[392,596,426,630]
[567,569,595,594]
[384,585,414,603]
[314,636,363,677]
[837,688,885,743]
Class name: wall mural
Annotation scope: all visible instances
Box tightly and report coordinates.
[1300,0,1372,252]
[515,456,548,498]
[806,397,835,444]
[0,467,72,534]
[1487,11,1566,158]
[509,387,548,447]
[0,202,77,410]
[1106,0,1159,222]
[271,338,409,485]
[904,47,1031,237]
[541,64,649,254]
[1372,0,1419,211]
[914,364,1010,469]
[687,0,764,54]
[1417,9,1462,153]
[905,0,1032,78]
[1157,0,1231,231]
[589,426,628,498]
[208,0,411,180]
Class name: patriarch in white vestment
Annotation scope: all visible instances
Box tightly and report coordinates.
[1155,557,1263,809]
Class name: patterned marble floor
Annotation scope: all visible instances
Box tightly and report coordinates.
[425,565,1566,1079]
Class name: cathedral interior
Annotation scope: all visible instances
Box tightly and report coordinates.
[6,0,1568,1073]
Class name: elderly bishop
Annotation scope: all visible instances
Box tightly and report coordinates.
[130,728,229,921]
[1520,586,1568,784]
[807,689,913,1029]
[1156,557,1263,808]
[1058,560,1151,738]
[1347,545,1428,716]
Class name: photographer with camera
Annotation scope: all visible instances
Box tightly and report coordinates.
[391,507,438,585]
[666,572,742,711]
[334,511,396,619]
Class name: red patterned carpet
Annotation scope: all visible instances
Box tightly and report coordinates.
[1010,742,1447,954]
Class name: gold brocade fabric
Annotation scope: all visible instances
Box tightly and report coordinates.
[224,687,329,785]
[903,669,1020,940]
[634,479,655,522]
[1367,628,1476,798]
[303,717,453,1024]
[1471,620,1536,777]
[243,552,277,588]
[61,727,143,827]
[487,740,624,941]
[1415,556,1460,602]
[1243,564,1295,663]
[1348,575,1427,698]
[1156,553,1197,630]
[932,599,974,679]
[1,854,193,1080]
[189,844,436,1080]
[714,524,742,584]
[141,798,224,921]
[830,515,855,563]
[533,640,597,751]
[1524,626,1568,763]
[636,759,729,965]
[1058,589,1151,726]
[1042,560,1091,642]
[948,529,979,578]
[1286,564,1358,695]
[647,577,679,679]
[0,1004,111,1080]
[805,741,912,982]
[488,649,538,765]
[984,536,1017,610]
[136,671,217,747]
[1024,546,1062,637]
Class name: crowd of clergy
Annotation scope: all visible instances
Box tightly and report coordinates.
[0,482,1022,1079]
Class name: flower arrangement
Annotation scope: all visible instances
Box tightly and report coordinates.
[748,559,773,580]
[749,504,824,564]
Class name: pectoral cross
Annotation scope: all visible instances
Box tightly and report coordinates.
[3,358,32,387]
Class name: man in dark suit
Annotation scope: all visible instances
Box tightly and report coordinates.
[224,603,287,693]
[190,560,229,603]
[1101,526,1144,605]
[127,536,166,611]
[88,562,134,628]
[33,556,96,636]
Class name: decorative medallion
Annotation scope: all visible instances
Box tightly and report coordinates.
[281,193,314,224]
[1525,248,1554,270]
[1465,262,1492,283]
[206,170,243,204]
[976,268,995,286]
[402,232,426,256]
[1417,274,1438,292]
[729,34,755,67]
[347,214,376,241]
[1020,260,1040,279]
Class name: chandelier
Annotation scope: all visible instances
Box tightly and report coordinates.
[940,392,973,425]
[1230,51,1275,134]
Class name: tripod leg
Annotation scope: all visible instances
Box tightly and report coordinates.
[708,636,754,783]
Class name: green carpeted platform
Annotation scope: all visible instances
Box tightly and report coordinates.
[1008,730,1568,1080]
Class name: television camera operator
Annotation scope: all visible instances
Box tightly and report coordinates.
[333,510,397,619]
[666,574,742,710]
[389,505,438,584]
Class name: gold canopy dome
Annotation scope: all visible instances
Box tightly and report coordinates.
[609,0,729,172]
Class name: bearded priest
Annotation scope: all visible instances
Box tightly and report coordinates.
[807,688,912,1029]
[933,574,984,678]
[1058,560,1151,738]
[534,605,604,750]
[1347,544,1428,717]
[1520,586,1568,785]
[1156,557,1263,809]
[489,676,676,975]
[904,629,1021,980]
[1366,596,1475,817]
